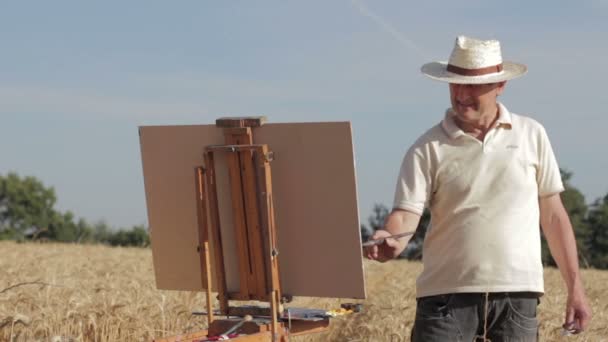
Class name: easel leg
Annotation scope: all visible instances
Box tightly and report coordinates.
[196,167,215,325]
[204,152,229,315]
[270,289,279,342]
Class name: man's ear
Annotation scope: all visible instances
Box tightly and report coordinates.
[496,81,507,96]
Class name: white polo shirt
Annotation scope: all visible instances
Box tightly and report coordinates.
[394,102,564,298]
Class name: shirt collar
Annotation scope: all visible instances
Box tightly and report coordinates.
[441,101,512,139]
[495,102,513,128]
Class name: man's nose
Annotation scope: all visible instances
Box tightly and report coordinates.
[453,84,471,99]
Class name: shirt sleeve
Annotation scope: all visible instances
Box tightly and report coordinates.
[393,146,432,215]
[536,124,564,197]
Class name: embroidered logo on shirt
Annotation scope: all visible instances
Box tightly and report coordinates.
[506,145,519,149]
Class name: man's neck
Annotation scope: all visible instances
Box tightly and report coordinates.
[454,104,499,141]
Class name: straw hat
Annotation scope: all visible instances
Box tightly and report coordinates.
[421,36,527,84]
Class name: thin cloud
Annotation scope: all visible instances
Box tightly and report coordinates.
[0,85,216,121]
[349,0,430,59]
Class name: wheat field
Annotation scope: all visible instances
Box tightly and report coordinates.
[1,241,607,342]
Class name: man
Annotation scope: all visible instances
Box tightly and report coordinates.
[365,36,592,341]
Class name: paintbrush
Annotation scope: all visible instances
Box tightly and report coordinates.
[361,231,416,247]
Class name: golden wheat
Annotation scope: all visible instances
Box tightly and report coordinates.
[1,241,606,341]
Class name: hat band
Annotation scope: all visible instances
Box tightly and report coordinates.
[447,63,503,76]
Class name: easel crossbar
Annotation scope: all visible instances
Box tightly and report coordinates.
[206,144,268,152]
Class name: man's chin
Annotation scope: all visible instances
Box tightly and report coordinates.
[452,110,479,122]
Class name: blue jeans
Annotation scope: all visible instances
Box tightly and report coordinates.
[411,292,540,342]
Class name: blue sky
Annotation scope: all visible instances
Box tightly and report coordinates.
[1,1,607,228]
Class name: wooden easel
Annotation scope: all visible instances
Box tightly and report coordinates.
[156,117,331,342]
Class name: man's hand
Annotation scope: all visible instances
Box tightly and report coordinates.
[363,209,421,262]
[563,285,592,334]
[364,229,401,262]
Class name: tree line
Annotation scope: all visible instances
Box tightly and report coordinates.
[3,169,607,264]
[361,169,608,269]
[0,172,149,247]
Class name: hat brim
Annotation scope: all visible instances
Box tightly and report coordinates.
[421,61,527,84]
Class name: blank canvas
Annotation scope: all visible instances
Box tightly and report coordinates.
[139,122,366,299]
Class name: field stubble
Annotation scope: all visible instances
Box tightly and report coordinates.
[1,242,607,341]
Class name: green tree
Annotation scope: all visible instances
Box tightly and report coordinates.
[587,194,608,269]
[0,172,58,239]
[43,211,95,243]
[75,218,95,243]
[0,172,150,247]
[92,220,116,244]
[367,203,389,231]
[107,225,150,247]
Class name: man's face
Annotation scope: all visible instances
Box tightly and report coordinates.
[449,82,506,122]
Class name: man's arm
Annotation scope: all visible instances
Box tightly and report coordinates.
[364,208,421,262]
[539,193,592,333]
